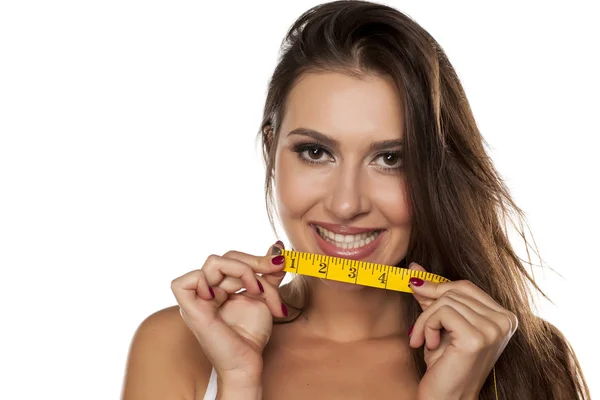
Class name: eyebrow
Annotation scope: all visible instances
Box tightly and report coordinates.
[287,127,403,152]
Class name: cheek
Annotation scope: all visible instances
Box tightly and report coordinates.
[371,178,412,225]
[274,152,322,220]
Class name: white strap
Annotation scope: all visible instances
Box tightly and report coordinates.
[202,368,218,400]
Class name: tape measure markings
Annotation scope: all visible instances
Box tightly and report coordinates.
[281,249,450,293]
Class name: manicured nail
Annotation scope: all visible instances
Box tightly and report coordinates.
[209,287,215,298]
[270,246,282,256]
[257,279,264,293]
[272,255,285,265]
[275,240,285,248]
[407,325,413,337]
[409,277,424,287]
[281,303,288,317]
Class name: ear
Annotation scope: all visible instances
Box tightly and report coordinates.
[263,125,274,148]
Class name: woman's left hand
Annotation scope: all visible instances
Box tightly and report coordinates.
[407,262,518,400]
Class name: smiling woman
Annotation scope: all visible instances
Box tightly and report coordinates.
[273,72,412,288]
[121,1,591,399]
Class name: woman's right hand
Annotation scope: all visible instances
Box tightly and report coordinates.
[170,242,288,388]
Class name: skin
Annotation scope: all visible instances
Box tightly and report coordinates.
[273,71,413,342]
[121,72,517,400]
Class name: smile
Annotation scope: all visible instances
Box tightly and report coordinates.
[310,222,385,260]
[315,225,381,249]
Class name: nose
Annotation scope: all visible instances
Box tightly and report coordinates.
[324,164,371,221]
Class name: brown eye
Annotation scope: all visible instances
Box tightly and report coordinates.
[373,151,403,170]
[383,152,399,166]
[293,143,333,164]
[308,147,324,160]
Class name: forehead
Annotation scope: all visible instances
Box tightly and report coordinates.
[281,71,405,140]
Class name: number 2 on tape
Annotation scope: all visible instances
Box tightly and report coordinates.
[281,249,450,293]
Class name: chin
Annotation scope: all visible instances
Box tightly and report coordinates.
[320,279,366,292]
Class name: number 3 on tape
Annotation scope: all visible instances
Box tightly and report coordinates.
[281,249,450,293]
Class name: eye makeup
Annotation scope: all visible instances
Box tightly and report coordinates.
[291,141,403,173]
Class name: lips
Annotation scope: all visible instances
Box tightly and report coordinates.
[309,221,382,234]
[315,224,381,249]
[310,223,385,260]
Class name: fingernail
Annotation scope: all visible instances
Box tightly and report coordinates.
[270,246,282,256]
[407,325,413,337]
[275,240,285,249]
[209,287,215,298]
[271,255,285,265]
[257,280,264,293]
[282,303,288,317]
[409,277,424,287]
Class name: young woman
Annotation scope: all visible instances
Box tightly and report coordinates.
[122,1,590,399]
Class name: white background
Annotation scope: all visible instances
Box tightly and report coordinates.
[0,1,598,399]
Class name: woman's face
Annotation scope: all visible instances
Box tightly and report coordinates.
[274,71,411,280]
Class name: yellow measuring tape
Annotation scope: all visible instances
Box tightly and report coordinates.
[280,249,450,292]
[280,249,498,398]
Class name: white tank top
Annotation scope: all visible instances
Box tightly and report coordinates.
[202,368,218,400]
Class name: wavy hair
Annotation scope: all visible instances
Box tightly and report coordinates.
[257,1,590,398]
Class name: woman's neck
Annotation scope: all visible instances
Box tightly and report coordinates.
[294,277,410,343]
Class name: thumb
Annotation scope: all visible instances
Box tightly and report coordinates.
[408,262,434,310]
[262,240,287,288]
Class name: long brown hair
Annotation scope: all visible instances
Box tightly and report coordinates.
[257,1,590,398]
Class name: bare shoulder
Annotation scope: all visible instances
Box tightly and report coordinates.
[121,305,213,400]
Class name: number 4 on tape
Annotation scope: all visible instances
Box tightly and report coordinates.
[281,249,450,293]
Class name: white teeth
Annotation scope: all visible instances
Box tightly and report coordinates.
[316,225,380,249]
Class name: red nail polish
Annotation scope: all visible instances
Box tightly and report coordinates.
[282,303,288,317]
[257,280,264,293]
[272,255,285,265]
[409,277,424,287]
[407,325,413,337]
[275,240,285,248]
[209,287,215,298]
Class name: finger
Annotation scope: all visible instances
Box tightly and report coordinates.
[171,267,267,369]
[176,291,259,369]
[213,275,248,293]
[256,242,288,318]
[222,244,286,275]
[411,305,481,351]
[202,254,264,295]
[171,270,228,328]
[243,242,287,318]
[411,274,518,336]
[410,295,490,349]
[223,276,288,319]
[424,325,441,351]
[213,252,286,294]
[408,262,436,310]
[255,275,287,317]
[171,269,213,303]
[444,291,517,336]
[261,241,287,289]
[410,276,506,315]
[212,243,288,318]
[213,242,287,293]
[207,285,229,307]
